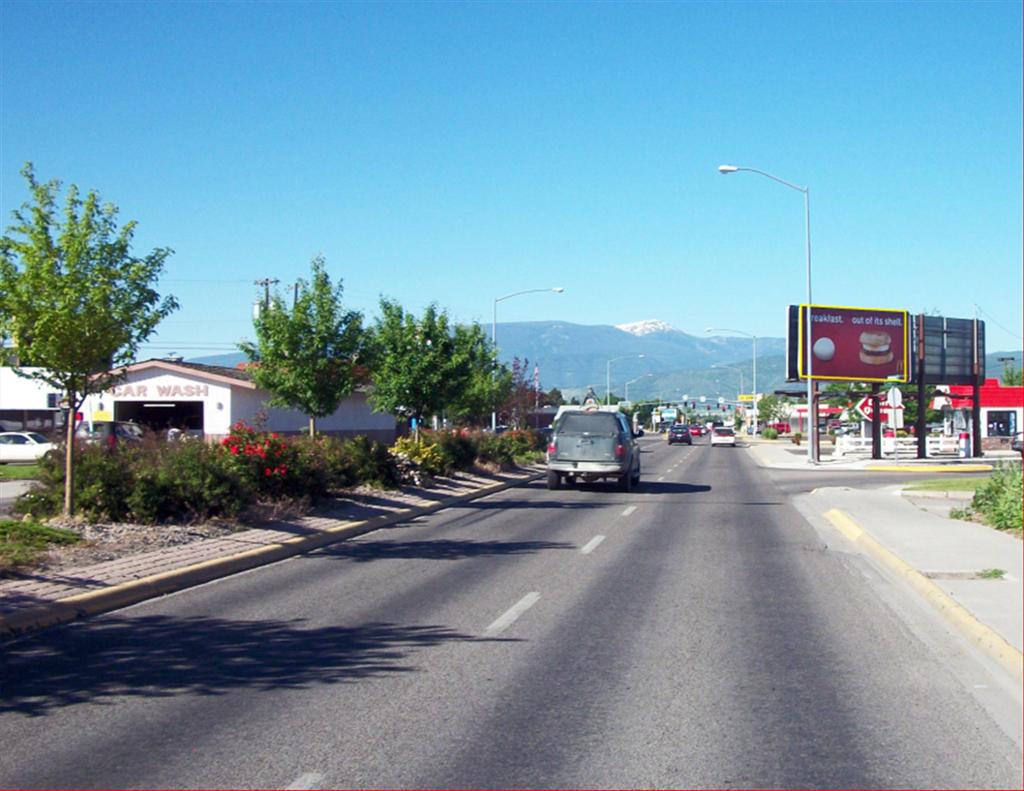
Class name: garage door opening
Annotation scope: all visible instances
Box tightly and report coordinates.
[115,401,204,435]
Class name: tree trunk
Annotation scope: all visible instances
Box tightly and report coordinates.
[308,415,316,437]
[63,401,76,517]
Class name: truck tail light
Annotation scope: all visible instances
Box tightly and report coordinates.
[547,441,556,455]
[615,443,625,458]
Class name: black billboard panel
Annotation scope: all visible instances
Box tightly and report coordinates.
[916,316,985,384]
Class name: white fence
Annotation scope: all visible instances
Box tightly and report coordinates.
[833,435,961,458]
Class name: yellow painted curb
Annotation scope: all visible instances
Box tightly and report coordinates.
[824,508,1023,684]
[0,471,544,639]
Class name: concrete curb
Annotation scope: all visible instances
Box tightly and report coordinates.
[823,508,1023,685]
[1,471,544,640]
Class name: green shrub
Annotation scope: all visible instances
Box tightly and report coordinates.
[971,463,1022,532]
[392,435,448,477]
[433,430,477,471]
[475,433,516,466]
[337,435,401,489]
[762,428,779,440]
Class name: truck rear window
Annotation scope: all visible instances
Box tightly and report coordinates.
[556,413,620,435]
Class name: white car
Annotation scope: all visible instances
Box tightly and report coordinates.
[0,431,56,463]
[710,426,736,447]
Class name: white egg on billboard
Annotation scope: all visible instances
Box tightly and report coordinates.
[812,337,835,361]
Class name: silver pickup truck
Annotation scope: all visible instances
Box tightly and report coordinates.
[545,408,641,492]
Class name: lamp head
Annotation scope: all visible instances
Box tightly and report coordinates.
[718,165,739,174]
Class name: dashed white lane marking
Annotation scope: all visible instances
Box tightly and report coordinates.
[581,535,605,554]
[657,476,666,482]
[621,505,637,517]
[485,592,541,636]
[286,773,325,789]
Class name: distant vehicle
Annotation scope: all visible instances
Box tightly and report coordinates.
[546,408,641,492]
[766,422,791,434]
[689,425,702,437]
[710,426,736,447]
[667,424,692,445]
[75,421,145,447]
[0,431,55,464]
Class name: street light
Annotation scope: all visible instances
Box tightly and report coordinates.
[606,354,645,405]
[491,287,564,431]
[625,373,652,403]
[706,327,758,434]
[719,164,813,463]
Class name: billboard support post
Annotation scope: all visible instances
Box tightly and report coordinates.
[871,383,882,460]
[916,313,928,459]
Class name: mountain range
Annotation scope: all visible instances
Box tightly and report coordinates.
[188,320,1021,405]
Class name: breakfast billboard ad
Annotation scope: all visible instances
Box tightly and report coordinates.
[794,304,910,382]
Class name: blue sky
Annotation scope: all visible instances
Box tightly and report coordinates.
[2,1,1021,359]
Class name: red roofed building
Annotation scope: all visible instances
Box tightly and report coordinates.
[934,378,1024,451]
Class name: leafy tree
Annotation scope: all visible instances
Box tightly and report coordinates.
[0,164,178,516]
[446,322,511,425]
[543,387,564,406]
[1001,362,1022,386]
[500,357,541,428]
[755,393,790,425]
[368,300,499,434]
[239,256,365,436]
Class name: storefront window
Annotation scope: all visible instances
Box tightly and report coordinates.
[986,410,1017,437]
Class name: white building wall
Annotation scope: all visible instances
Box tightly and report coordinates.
[229,389,394,440]
[0,368,61,408]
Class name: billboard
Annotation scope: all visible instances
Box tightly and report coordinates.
[915,315,985,384]
[787,304,910,383]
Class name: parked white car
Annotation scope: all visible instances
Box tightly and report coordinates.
[0,432,55,463]
[710,426,737,447]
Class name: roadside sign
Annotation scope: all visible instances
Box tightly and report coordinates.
[855,395,905,421]
[738,393,755,402]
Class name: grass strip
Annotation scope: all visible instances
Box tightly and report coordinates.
[0,519,81,572]
[903,477,985,492]
[0,464,42,481]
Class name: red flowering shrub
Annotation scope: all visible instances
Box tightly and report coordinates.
[220,422,304,498]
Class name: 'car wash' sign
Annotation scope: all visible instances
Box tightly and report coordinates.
[109,382,210,398]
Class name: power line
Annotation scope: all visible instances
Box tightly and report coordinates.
[974,304,1023,342]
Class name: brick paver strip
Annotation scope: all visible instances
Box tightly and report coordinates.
[0,468,540,634]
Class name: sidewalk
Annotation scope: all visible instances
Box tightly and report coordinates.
[745,434,1018,472]
[0,467,543,639]
[749,439,1023,683]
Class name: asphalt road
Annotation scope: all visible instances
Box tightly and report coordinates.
[1,438,1020,789]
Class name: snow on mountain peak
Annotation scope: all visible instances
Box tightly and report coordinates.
[615,319,678,336]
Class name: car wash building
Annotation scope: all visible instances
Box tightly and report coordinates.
[79,359,395,442]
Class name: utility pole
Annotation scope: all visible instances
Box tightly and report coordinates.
[254,278,279,311]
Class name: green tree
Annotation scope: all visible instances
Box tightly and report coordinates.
[0,164,178,516]
[368,300,495,434]
[543,387,564,406]
[1001,362,1023,386]
[239,256,365,436]
[755,393,790,425]
[446,322,511,425]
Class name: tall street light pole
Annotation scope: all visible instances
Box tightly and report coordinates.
[625,373,652,404]
[492,287,564,432]
[719,164,814,464]
[706,327,758,434]
[606,354,645,405]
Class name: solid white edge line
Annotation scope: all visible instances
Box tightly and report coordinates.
[581,535,606,554]
[621,505,637,517]
[286,773,325,789]
[485,592,541,636]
